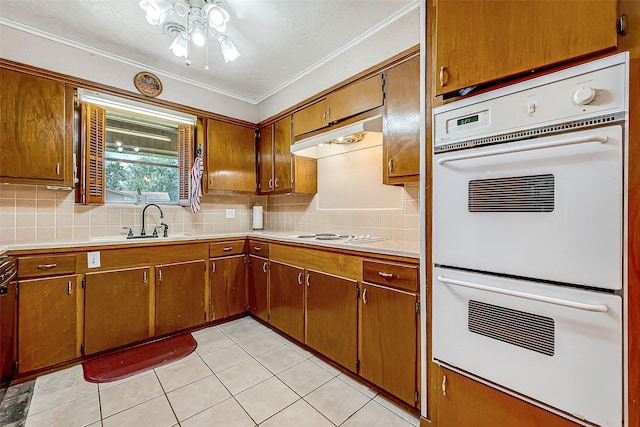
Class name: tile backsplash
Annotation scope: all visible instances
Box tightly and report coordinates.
[0,183,419,247]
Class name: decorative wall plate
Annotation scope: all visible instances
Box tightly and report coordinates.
[134,71,163,97]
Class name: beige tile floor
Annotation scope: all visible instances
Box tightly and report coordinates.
[24,317,420,427]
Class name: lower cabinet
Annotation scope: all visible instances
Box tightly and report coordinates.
[248,255,269,322]
[84,267,151,355]
[305,270,358,372]
[359,282,418,406]
[210,255,246,321]
[437,366,581,427]
[269,261,304,343]
[155,260,206,336]
[17,275,81,373]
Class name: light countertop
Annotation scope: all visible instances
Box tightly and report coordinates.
[5,231,419,259]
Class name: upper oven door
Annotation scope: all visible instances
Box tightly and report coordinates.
[433,125,623,290]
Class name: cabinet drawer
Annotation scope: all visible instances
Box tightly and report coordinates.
[362,260,418,292]
[18,254,77,278]
[248,241,269,257]
[209,241,245,258]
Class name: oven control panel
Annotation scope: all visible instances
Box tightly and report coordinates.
[446,110,490,134]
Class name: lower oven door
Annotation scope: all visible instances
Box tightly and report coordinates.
[432,125,623,290]
[432,266,622,426]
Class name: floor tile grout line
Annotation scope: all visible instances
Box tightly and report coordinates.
[152,367,182,426]
[335,393,377,427]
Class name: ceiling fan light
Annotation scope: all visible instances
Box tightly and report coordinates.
[217,35,240,63]
[208,6,230,32]
[169,31,190,58]
[139,0,172,25]
[191,26,207,46]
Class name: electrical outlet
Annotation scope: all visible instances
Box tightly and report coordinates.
[225,208,236,219]
[87,251,101,268]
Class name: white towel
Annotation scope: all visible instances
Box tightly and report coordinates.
[190,157,203,214]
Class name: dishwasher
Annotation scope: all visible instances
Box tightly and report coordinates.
[0,256,17,387]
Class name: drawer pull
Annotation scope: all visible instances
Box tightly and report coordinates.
[223,247,233,251]
[38,264,58,269]
[253,247,262,251]
[378,272,395,279]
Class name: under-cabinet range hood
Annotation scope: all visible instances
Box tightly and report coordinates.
[291,115,382,159]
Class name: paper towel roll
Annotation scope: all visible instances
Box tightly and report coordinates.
[252,205,264,230]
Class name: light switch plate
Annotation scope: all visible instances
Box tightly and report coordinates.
[87,251,101,268]
[226,208,236,219]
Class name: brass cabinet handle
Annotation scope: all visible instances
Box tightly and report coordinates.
[439,66,448,87]
[158,269,162,282]
[378,272,394,279]
[362,288,367,304]
[306,273,310,287]
[442,375,447,396]
[274,177,279,188]
[67,281,72,295]
[269,178,273,189]
[38,264,57,269]
[223,247,233,251]
[211,261,216,273]
[56,163,61,176]
[388,158,394,174]
[297,272,303,285]
[253,247,262,251]
[143,271,147,283]
[262,262,268,273]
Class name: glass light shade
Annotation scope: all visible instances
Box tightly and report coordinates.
[208,6,230,32]
[170,32,190,58]
[139,0,172,25]
[191,26,207,47]
[218,35,240,63]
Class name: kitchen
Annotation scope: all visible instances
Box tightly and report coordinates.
[0,1,639,427]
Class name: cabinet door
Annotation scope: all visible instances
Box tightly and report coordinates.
[292,155,317,194]
[434,0,618,95]
[305,270,357,372]
[326,75,383,124]
[210,255,246,320]
[273,116,292,191]
[360,283,417,406]
[257,124,274,194]
[18,275,80,373]
[155,260,206,335]
[248,255,269,322]
[292,99,329,137]
[269,261,304,342]
[206,119,256,192]
[383,56,420,184]
[0,281,17,384]
[0,69,73,185]
[84,267,151,355]
[437,366,581,427]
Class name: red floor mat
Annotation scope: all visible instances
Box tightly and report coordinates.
[82,333,197,383]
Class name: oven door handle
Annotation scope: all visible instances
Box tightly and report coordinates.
[437,275,609,313]
[437,135,609,165]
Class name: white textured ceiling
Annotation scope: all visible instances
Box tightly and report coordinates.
[0,0,417,103]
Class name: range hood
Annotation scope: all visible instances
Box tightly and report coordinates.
[291,115,382,159]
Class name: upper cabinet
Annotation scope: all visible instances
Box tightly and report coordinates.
[205,119,256,193]
[0,68,74,186]
[383,56,420,185]
[292,75,384,137]
[257,117,293,194]
[433,0,618,96]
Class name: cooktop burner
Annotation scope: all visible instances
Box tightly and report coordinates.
[290,233,385,243]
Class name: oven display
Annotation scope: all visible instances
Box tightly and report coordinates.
[457,115,479,126]
[447,110,490,134]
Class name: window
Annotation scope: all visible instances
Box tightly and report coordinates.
[76,89,196,206]
[105,110,180,204]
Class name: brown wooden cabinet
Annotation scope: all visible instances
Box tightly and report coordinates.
[433,0,618,96]
[269,261,305,343]
[155,260,206,335]
[293,75,384,137]
[0,68,74,186]
[0,277,17,386]
[248,255,269,322]
[359,282,418,406]
[84,267,151,355]
[210,255,246,321]
[17,275,81,373]
[383,56,420,184]
[257,117,293,193]
[305,269,358,372]
[292,155,317,194]
[437,366,580,427]
[205,119,256,192]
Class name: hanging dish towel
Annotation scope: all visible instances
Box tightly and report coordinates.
[190,157,203,214]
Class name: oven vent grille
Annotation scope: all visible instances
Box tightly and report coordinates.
[468,174,554,212]
[435,112,624,153]
[468,300,555,356]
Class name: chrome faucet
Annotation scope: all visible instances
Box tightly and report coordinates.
[141,203,164,236]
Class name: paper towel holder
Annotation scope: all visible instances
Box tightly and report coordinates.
[252,205,264,230]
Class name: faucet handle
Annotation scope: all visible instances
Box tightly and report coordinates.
[161,222,169,238]
[122,226,134,238]
[152,225,164,237]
